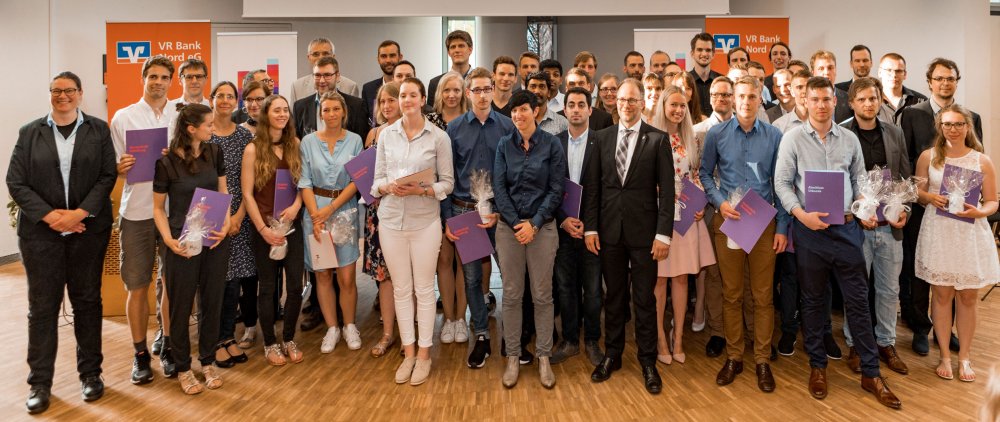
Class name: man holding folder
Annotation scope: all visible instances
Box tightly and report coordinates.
[773,76,901,409]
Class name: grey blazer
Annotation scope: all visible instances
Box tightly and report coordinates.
[841,117,911,238]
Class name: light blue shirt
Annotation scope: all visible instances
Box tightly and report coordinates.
[567,130,588,183]
[774,120,865,215]
[46,109,84,207]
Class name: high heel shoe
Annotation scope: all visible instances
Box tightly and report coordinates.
[670,326,686,364]
[691,318,706,333]
[958,360,975,382]
[658,330,672,365]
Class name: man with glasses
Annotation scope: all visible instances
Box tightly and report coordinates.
[899,58,983,356]
[289,38,360,106]
[293,56,368,139]
[649,51,671,78]
[689,32,722,117]
[584,78,673,395]
[876,53,927,125]
[560,68,613,131]
[172,58,208,106]
[362,40,402,127]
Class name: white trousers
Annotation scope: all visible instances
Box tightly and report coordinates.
[379,220,442,348]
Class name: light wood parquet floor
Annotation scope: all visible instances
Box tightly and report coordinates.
[1,260,997,421]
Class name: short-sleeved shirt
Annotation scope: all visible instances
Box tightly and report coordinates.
[153,143,225,231]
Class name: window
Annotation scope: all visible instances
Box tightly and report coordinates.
[443,17,478,72]
[527,17,557,60]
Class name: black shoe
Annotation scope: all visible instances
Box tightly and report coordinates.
[487,292,497,312]
[642,365,662,394]
[215,344,236,368]
[151,329,164,356]
[160,347,177,378]
[823,333,842,360]
[26,386,50,414]
[912,330,929,356]
[591,357,621,382]
[936,332,960,352]
[706,336,726,358]
[81,375,104,402]
[467,335,491,368]
[777,332,797,356]
[131,350,153,385]
[519,347,534,365]
[299,310,323,332]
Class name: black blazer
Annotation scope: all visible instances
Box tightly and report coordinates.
[899,100,983,168]
[557,107,614,132]
[834,87,852,124]
[555,129,600,225]
[840,118,911,179]
[581,122,674,247]
[6,112,117,239]
[361,77,384,127]
[293,90,370,139]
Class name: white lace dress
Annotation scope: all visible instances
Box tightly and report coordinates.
[915,150,1000,290]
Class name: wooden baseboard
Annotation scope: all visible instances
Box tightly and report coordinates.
[0,253,20,266]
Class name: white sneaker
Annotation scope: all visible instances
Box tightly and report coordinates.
[441,320,456,344]
[454,319,469,343]
[345,324,362,350]
[321,327,341,353]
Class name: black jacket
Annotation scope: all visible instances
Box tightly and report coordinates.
[293,90,370,139]
[899,100,983,169]
[555,129,600,225]
[557,107,614,132]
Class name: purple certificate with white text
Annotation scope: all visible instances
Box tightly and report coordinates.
[719,189,777,254]
[675,177,708,236]
[805,170,845,225]
[183,188,233,247]
[345,146,377,203]
[447,211,494,265]
[125,127,168,184]
[561,179,583,219]
[274,169,296,217]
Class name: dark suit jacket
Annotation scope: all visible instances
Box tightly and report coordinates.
[765,104,791,124]
[293,90,370,139]
[899,100,983,168]
[835,79,855,92]
[582,122,674,247]
[557,107,614,132]
[834,87,852,124]
[6,112,117,239]
[555,129,600,225]
[361,77,384,127]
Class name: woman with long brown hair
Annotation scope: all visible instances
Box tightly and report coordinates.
[670,72,706,123]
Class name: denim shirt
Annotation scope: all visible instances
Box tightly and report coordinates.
[445,110,515,217]
[493,127,567,229]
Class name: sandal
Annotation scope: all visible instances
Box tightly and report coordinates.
[202,365,223,389]
[283,341,304,364]
[264,344,286,366]
[958,360,975,382]
[178,370,204,395]
[224,339,248,363]
[238,328,257,350]
[935,358,953,380]
[370,334,395,358]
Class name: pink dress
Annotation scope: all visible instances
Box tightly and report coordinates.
[658,133,717,278]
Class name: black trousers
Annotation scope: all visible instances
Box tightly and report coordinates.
[901,204,932,334]
[253,220,305,345]
[165,232,230,372]
[22,231,110,389]
[600,240,657,366]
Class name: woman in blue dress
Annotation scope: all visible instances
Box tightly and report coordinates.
[300,91,363,354]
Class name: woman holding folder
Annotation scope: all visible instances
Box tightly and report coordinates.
[649,86,716,364]
[914,104,999,382]
[372,78,454,386]
[300,91,363,354]
[241,95,306,366]
[152,103,232,394]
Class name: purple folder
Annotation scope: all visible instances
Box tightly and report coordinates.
[273,169,296,216]
[719,189,777,254]
[345,147,377,203]
[936,164,984,224]
[446,211,494,265]
[875,168,891,222]
[183,188,233,247]
[675,177,708,236]
[125,127,168,184]
[561,179,583,219]
[805,170,845,225]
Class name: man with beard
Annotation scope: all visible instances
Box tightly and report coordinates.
[689,32,722,117]
[362,40,402,127]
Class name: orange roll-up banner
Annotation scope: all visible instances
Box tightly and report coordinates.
[705,16,789,75]
[105,21,212,121]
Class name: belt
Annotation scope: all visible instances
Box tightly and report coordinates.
[451,197,477,208]
[313,187,343,199]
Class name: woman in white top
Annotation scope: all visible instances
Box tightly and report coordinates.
[371,78,454,386]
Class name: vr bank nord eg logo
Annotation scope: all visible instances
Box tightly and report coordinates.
[116,41,151,64]
[713,34,739,53]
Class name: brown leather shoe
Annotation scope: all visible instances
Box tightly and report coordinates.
[715,359,743,386]
[861,375,902,409]
[756,363,775,392]
[878,345,909,375]
[845,346,861,373]
[809,367,828,400]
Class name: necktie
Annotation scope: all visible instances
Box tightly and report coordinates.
[616,129,634,182]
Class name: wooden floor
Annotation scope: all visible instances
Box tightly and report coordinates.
[2,261,997,421]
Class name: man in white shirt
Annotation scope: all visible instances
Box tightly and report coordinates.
[289,38,360,106]
[771,69,812,134]
[766,69,796,123]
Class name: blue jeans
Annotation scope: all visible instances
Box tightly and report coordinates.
[451,203,497,337]
[844,225,902,347]
[553,228,603,343]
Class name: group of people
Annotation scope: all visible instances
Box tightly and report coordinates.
[11,29,998,414]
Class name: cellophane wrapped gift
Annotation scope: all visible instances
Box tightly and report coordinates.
[177,197,210,256]
[850,165,889,221]
[726,186,747,249]
[945,166,978,214]
[882,176,923,224]
[470,169,494,223]
[268,217,294,260]
[330,208,358,246]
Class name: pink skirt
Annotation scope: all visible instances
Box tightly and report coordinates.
[658,220,716,278]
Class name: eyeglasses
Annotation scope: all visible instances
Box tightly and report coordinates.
[616,98,641,106]
[941,122,967,130]
[599,87,618,94]
[313,72,339,80]
[244,97,266,104]
[50,88,78,97]
[261,78,274,85]
[931,76,959,84]
[880,68,905,75]
[470,87,494,95]
[182,74,207,81]
[213,94,236,100]
[710,93,733,99]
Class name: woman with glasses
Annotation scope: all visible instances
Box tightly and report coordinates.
[238,81,271,133]
[594,73,620,124]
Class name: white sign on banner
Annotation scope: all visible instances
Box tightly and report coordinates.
[633,28,703,72]
[216,32,297,106]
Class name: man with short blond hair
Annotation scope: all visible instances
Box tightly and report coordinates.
[876,53,927,124]
[809,50,852,123]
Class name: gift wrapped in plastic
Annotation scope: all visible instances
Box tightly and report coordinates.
[177,197,211,257]
[726,186,747,249]
[329,207,359,246]
[673,178,685,222]
[945,166,980,214]
[268,217,294,260]
[882,176,923,225]
[470,169,494,223]
[850,166,889,222]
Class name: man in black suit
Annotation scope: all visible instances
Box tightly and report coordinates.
[293,56,369,139]
[551,87,604,367]
[7,71,117,414]
[361,40,402,128]
[582,79,674,394]
[810,50,853,124]
[559,68,613,131]
[835,45,872,92]
[899,58,983,356]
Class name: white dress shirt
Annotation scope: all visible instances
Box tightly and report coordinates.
[110,97,178,221]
